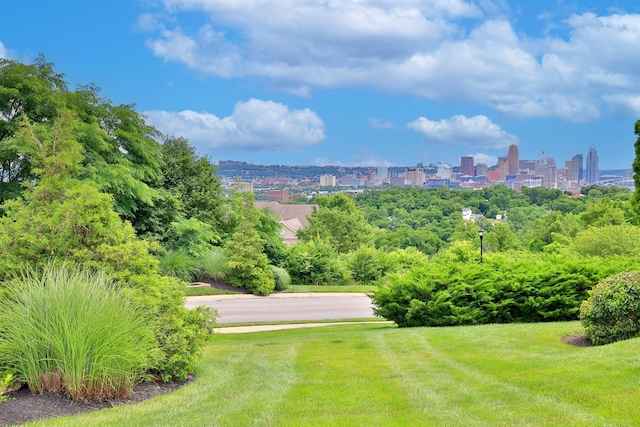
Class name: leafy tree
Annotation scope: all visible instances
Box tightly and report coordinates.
[580,198,627,228]
[298,193,375,253]
[374,227,442,255]
[571,224,640,257]
[0,56,65,203]
[160,136,223,227]
[483,222,520,252]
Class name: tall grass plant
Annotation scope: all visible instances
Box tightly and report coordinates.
[0,264,156,400]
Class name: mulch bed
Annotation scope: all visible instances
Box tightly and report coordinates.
[561,333,593,347]
[0,376,195,426]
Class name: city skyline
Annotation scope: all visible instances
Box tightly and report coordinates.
[2,1,640,169]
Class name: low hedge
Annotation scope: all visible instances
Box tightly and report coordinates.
[371,253,640,327]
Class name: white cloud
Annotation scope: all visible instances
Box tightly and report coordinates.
[143,2,640,121]
[407,115,518,149]
[369,117,395,130]
[468,152,498,166]
[144,99,326,152]
[0,41,8,59]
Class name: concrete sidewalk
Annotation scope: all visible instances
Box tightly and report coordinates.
[214,321,391,334]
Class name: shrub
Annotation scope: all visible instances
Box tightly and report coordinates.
[269,265,292,291]
[579,271,640,345]
[286,240,348,286]
[372,252,640,327]
[347,245,388,284]
[0,264,156,400]
[158,249,200,282]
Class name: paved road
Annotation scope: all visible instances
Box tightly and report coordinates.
[185,293,377,324]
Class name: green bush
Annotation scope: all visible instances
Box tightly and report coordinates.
[347,245,388,284]
[579,271,640,345]
[0,264,156,400]
[372,252,640,327]
[286,240,348,286]
[269,265,292,291]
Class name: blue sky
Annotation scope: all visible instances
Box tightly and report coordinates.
[2,0,640,169]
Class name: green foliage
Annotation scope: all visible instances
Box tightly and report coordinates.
[286,240,348,286]
[160,136,223,227]
[384,247,430,273]
[483,222,520,252]
[158,249,200,282]
[580,271,640,345]
[580,198,628,228]
[0,264,156,400]
[372,252,640,327]
[571,224,640,257]
[269,265,292,291]
[374,227,442,255]
[224,196,275,295]
[166,217,222,258]
[0,114,214,382]
[346,245,388,284]
[298,193,375,254]
[198,249,229,282]
[632,119,640,220]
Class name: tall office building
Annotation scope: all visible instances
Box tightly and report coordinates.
[460,156,474,176]
[497,156,509,180]
[568,154,583,183]
[535,152,557,188]
[475,163,488,177]
[507,144,519,176]
[586,147,599,185]
[405,167,425,186]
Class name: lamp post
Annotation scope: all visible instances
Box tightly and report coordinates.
[478,228,484,264]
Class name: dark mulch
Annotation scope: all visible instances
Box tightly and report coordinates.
[0,376,195,426]
[561,333,593,347]
[190,278,252,294]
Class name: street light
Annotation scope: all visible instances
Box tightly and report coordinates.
[478,228,484,264]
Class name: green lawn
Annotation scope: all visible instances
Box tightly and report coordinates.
[33,322,640,426]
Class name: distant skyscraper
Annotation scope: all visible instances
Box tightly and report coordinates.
[568,154,583,183]
[507,144,519,176]
[586,147,599,184]
[535,152,557,189]
[475,163,488,177]
[460,156,474,176]
[497,156,509,180]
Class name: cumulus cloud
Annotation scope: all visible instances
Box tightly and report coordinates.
[406,115,518,149]
[142,1,640,121]
[144,99,325,152]
[369,117,395,130]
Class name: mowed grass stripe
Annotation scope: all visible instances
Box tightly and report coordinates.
[376,327,606,426]
[272,326,417,426]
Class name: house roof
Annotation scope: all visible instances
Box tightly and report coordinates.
[255,201,314,228]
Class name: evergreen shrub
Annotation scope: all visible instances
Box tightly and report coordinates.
[579,271,640,345]
[372,252,640,327]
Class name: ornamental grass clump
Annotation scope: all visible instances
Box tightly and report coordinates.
[0,264,156,401]
[580,271,640,345]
